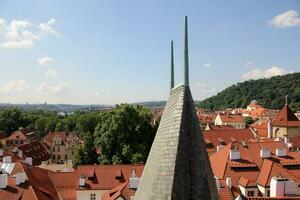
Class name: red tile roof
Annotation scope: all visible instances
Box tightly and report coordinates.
[48,165,144,200]
[17,141,50,165]
[210,140,300,198]
[6,128,29,141]
[206,124,236,131]
[219,114,245,124]
[43,131,79,146]
[238,176,257,187]
[250,118,269,138]
[76,165,143,190]
[48,172,78,200]
[0,161,59,200]
[218,179,235,200]
[203,128,255,153]
[272,105,300,127]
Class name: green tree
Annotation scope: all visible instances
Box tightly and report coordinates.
[245,117,255,125]
[198,73,300,111]
[73,132,98,167]
[0,108,24,135]
[94,104,156,164]
[75,113,99,137]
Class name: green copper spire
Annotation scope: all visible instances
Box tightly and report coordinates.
[171,40,174,90]
[184,16,189,87]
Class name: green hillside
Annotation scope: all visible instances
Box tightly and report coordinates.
[197,73,300,111]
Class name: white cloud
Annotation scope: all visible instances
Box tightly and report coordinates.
[0,18,59,49]
[1,80,29,94]
[203,63,212,68]
[38,18,59,36]
[38,56,55,65]
[196,82,216,93]
[37,81,68,94]
[243,61,255,68]
[0,18,6,32]
[46,68,57,77]
[269,10,300,28]
[242,66,292,80]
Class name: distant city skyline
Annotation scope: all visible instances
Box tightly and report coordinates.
[0,0,300,104]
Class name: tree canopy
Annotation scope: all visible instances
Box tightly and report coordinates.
[197,73,300,111]
[94,104,156,164]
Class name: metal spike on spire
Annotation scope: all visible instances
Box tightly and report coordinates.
[184,16,189,86]
[170,40,174,90]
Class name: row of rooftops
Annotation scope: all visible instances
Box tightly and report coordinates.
[0,151,144,200]
[1,132,300,199]
[210,139,300,199]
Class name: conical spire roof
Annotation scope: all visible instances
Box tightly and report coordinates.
[134,16,218,200]
[134,85,218,200]
[273,104,299,127]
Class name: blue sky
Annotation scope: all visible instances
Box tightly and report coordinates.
[0,0,299,104]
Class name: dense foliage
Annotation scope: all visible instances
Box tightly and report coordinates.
[198,73,300,111]
[0,108,100,138]
[94,104,156,164]
[0,104,156,165]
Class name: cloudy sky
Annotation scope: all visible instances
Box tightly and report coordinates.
[0,0,299,104]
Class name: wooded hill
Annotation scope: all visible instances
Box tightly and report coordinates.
[197,73,300,111]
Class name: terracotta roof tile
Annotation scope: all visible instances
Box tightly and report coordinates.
[219,114,245,123]
[273,105,300,127]
[204,128,255,153]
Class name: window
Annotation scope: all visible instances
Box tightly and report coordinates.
[247,191,255,197]
[58,155,60,159]
[58,147,60,152]
[65,155,67,160]
[53,155,55,160]
[53,147,55,152]
[90,193,96,200]
[267,190,270,197]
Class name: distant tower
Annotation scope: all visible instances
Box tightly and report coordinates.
[285,94,288,105]
[170,40,175,90]
[134,16,219,200]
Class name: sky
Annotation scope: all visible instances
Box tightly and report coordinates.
[0,0,300,105]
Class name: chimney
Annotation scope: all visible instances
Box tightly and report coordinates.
[79,176,85,187]
[3,156,12,163]
[0,174,8,189]
[270,176,287,197]
[260,147,271,158]
[276,148,287,157]
[67,160,73,167]
[283,136,288,144]
[0,149,3,156]
[21,173,27,183]
[129,170,139,189]
[217,145,225,152]
[229,149,240,160]
[226,177,232,189]
[15,173,22,185]
[215,177,220,194]
[25,157,33,166]
[18,150,23,158]
[285,180,298,196]
[267,119,272,139]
